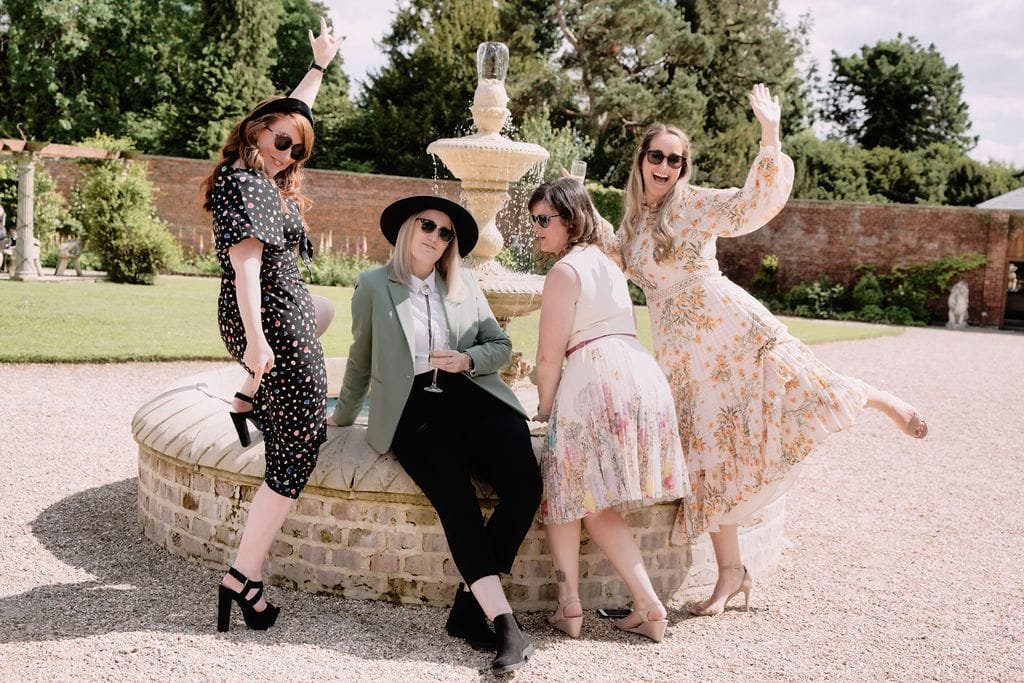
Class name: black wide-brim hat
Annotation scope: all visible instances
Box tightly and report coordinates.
[379,195,478,258]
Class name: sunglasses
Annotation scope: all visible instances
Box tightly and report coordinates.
[416,217,456,243]
[530,213,563,228]
[644,150,686,169]
[268,129,307,160]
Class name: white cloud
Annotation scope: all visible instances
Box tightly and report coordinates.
[971,139,1024,167]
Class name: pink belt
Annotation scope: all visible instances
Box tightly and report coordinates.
[565,333,636,357]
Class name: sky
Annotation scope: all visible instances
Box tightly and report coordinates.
[321,0,1024,167]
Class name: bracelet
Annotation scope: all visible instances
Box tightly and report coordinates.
[309,61,326,73]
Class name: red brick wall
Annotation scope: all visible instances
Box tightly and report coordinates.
[41,155,460,264]
[715,200,1017,326]
[40,156,1020,326]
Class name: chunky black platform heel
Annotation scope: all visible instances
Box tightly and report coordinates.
[229,392,257,447]
[216,566,279,632]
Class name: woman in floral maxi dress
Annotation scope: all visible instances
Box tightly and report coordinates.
[531,178,688,643]
[617,84,928,616]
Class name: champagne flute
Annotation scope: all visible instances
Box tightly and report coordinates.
[424,333,446,394]
[569,159,587,182]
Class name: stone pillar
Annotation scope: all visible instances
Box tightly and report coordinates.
[12,153,38,281]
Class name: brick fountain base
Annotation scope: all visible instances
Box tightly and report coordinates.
[132,362,787,610]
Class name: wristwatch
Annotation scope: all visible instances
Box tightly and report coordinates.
[464,352,476,377]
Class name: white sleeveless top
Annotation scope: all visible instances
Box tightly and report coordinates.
[558,244,637,350]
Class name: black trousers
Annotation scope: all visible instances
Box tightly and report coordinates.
[392,371,542,586]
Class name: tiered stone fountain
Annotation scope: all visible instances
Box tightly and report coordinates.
[133,42,787,611]
[428,42,548,381]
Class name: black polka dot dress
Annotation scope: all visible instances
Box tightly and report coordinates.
[211,165,327,499]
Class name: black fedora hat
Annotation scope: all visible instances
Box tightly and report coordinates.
[379,195,478,257]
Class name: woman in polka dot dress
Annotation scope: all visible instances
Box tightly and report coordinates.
[200,18,342,633]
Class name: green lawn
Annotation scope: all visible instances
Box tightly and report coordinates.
[0,276,903,363]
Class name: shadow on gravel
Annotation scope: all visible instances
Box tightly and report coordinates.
[5,477,647,664]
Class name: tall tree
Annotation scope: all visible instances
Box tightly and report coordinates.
[825,34,975,152]
[677,0,810,138]
[342,0,501,177]
[0,0,193,145]
[551,0,712,183]
[173,0,281,159]
[675,0,811,187]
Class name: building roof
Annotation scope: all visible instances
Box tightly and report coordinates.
[977,186,1024,209]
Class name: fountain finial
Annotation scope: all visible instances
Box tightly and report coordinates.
[425,41,550,382]
[471,42,511,135]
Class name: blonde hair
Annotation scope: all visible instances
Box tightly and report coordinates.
[202,96,315,213]
[620,123,693,265]
[387,214,466,301]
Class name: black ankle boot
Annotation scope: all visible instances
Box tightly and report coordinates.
[445,583,496,651]
[491,613,534,674]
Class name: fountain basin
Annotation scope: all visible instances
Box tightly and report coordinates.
[427,134,548,186]
[133,361,788,609]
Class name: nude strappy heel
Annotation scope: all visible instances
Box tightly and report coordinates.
[547,596,583,638]
[690,564,752,617]
[614,602,667,643]
[904,413,928,439]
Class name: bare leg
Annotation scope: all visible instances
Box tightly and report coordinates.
[221,483,296,610]
[544,521,584,619]
[312,294,335,337]
[231,374,261,412]
[582,508,666,626]
[691,524,748,616]
[470,574,513,621]
[865,387,927,437]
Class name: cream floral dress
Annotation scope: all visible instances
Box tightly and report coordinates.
[622,147,871,543]
[540,245,689,524]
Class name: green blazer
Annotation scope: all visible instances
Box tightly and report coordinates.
[332,266,526,453]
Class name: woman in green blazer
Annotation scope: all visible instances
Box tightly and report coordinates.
[329,195,541,675]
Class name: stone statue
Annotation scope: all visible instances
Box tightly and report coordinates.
[1008,263,1019,293]
[55,237,83,277]
[946,280,969,328]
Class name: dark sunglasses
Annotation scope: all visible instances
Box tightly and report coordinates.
[269,130,307,160]
[644,149,686,169]
[416,217,456,243]
[530,213,563,228]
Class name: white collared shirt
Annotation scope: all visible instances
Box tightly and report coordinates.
[408,271,450,375]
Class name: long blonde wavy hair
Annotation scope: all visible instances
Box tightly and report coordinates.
[388,213,466,302]
[619,123,693,265]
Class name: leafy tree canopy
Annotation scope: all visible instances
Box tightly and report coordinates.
[825,34,975,152]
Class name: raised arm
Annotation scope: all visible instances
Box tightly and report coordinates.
[686,84,794,239]
[289,16,343,108]
[750,82,781,151]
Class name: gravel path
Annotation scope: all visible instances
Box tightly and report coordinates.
[1,325,1022,682]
